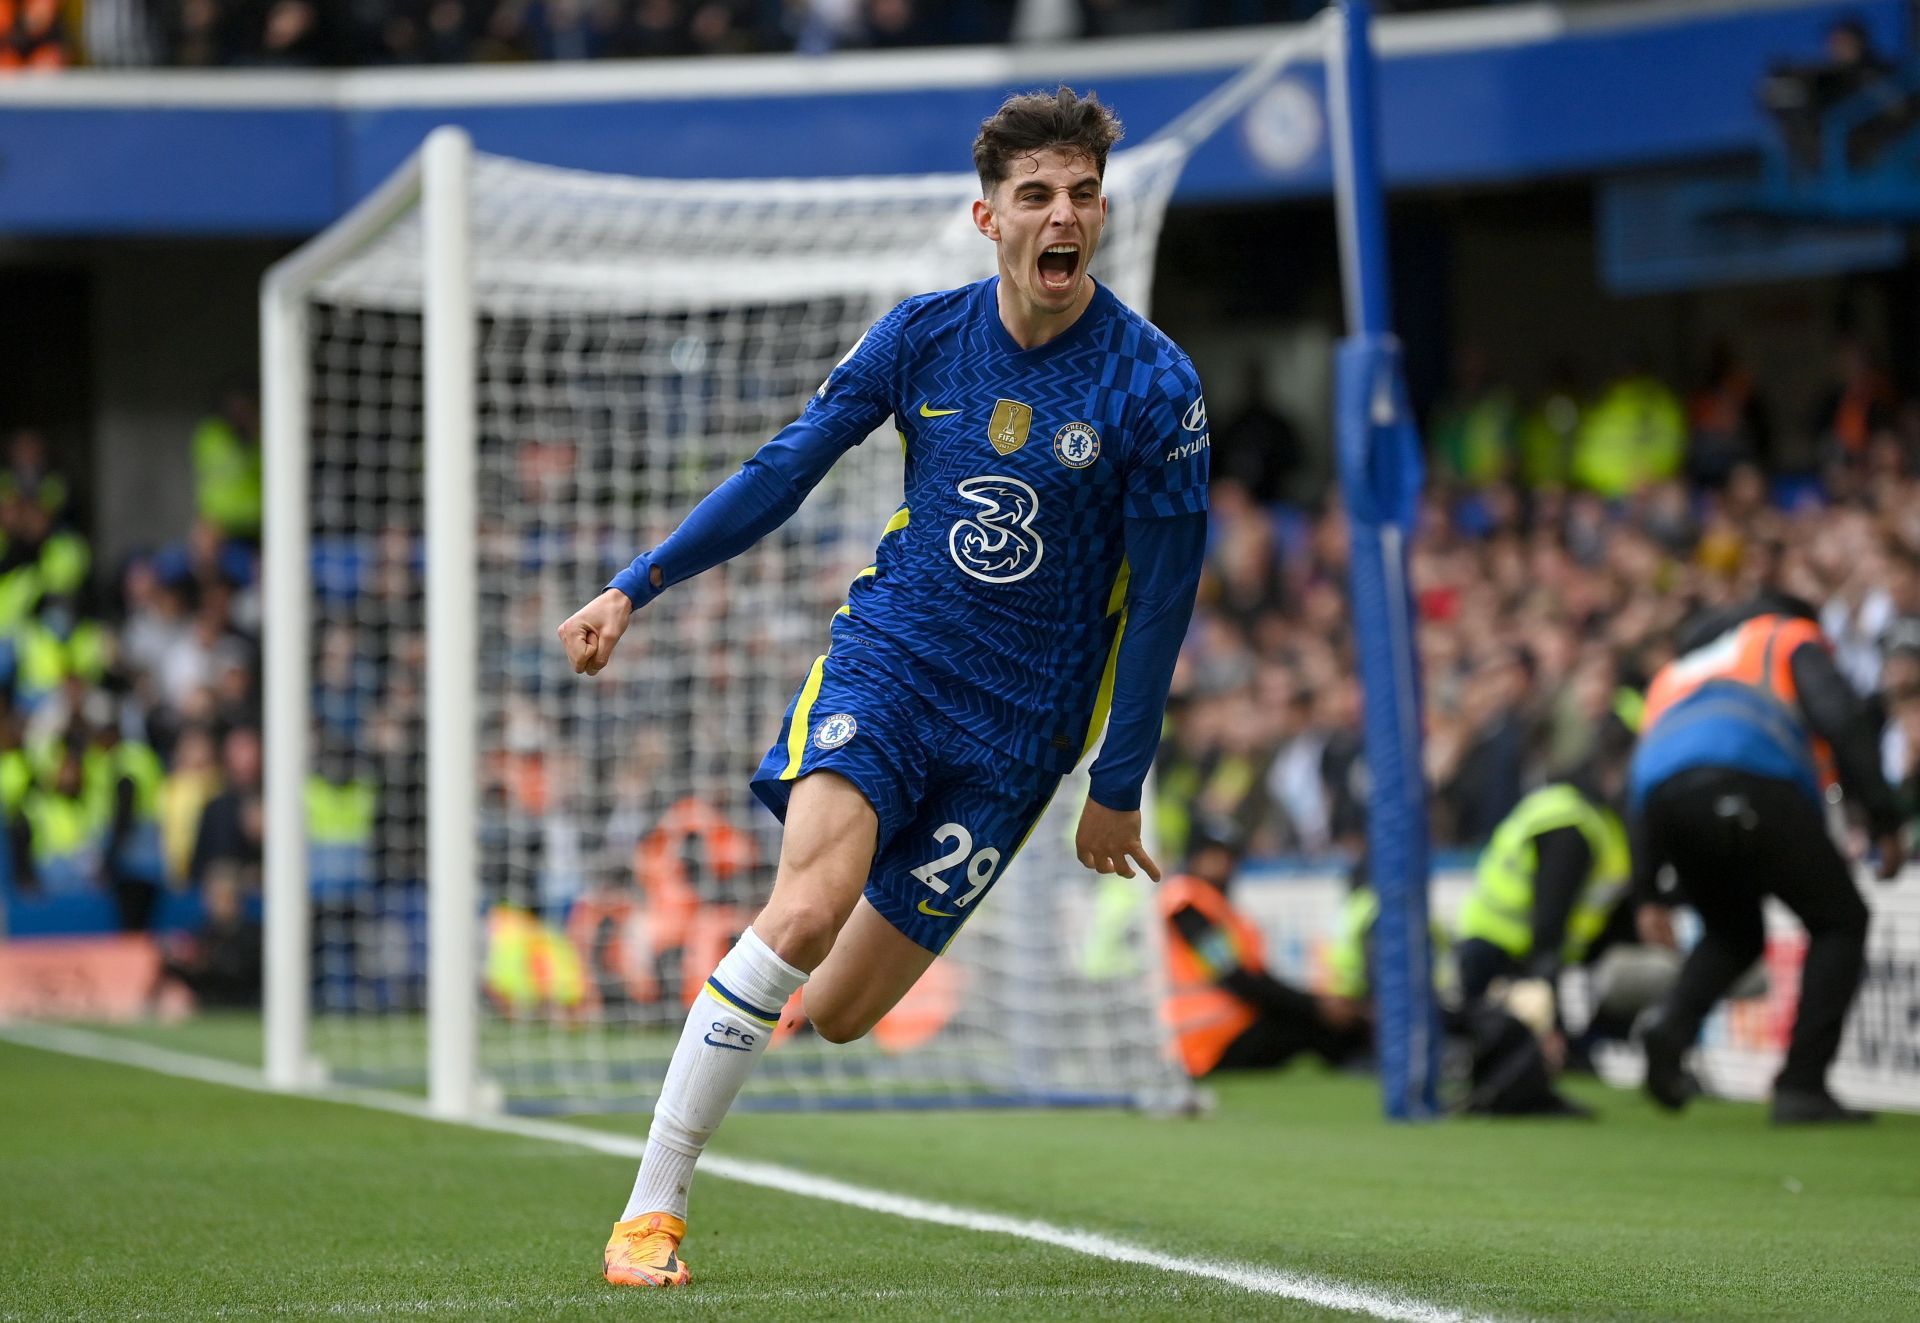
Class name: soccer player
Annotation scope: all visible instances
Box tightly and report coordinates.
[558,87,1210,1288]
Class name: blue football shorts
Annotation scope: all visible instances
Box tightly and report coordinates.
[750,649,1060,953]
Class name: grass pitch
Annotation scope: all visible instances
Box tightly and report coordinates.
[3,1026,1917,1321]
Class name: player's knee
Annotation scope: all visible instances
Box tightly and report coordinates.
[753,899,843,971]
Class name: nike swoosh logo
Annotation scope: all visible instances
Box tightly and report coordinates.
[917,899,957,917]
[919,402,961,417]
[703,1034,752,1050]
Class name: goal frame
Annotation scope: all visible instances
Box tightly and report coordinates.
[261,126,481,1119]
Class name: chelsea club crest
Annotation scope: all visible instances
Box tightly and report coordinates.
[813,713,858,750]
[1052,422,1101,470]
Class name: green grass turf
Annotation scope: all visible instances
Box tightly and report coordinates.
[5,1032,1919,1321]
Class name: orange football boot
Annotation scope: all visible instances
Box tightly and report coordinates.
[603,1212,692,1287]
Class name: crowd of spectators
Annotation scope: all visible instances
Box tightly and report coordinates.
[9,324,1920,1016]
[1158,333,1920,865]
[7,0,1481,71]
[0,388,263,980]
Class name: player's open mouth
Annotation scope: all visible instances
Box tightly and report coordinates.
[1037,243,1080,293]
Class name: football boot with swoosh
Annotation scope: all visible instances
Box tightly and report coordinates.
[603,1212,691,1287]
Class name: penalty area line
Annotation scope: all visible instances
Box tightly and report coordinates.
[1,1022,1505,1323]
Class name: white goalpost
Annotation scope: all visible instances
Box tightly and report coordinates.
[261,31,1324,1119]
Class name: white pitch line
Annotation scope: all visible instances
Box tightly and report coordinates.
[2,1022,1506,1323]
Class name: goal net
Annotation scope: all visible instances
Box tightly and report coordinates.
[262,38,1318,1118]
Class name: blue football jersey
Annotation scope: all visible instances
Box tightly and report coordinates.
[799,276,1208,773]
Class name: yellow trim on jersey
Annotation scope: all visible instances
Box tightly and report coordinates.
[704,980,780,1027]
[1081,559,1134,758]
[835,507,907,622]
[780,654,829,781]
[1105,556,1131,618]
[1081,609,1130,761]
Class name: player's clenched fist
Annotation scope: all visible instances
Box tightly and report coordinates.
[558,588,634,676]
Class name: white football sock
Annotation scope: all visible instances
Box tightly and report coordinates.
[621,927,807,1222]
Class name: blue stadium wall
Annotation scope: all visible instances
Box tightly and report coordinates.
[0,0,1906,234]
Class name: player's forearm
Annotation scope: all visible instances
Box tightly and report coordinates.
[607,418,848,608]
[1087,512,1206,811]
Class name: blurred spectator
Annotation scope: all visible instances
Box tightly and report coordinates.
[419,0,474,60]
[856,0,931,49]
[684,0,755,54]
[1438,644,1534,846]
[1686,343,1771,487]
[14,594,110,726]
[155,517,259,605]
[522,0,619,60]
[191,380,262,544]
[158,723,222,884]
[236,0,335,65]
[150,868,263,1009]
[0,496,91,628]
[1213,362,1306,504]
[0,429,69,524]
[156,583,246,716]
[13,740,98,896]
[1759,17,1897,175]
[1813,337,1896,470]
[1572,354,1685,499]
[84,0,161,64]
[1515,359,1583,490]
[1430,344,1516,490]
[189,725,265,896]
[168,0,231,66]
[788,0,858,53]
[0,0,69,68]
[86,697,169,930]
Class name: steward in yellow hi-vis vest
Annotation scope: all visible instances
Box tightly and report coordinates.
[192,389,263,541]
[84,704,169,931]
[1333,869,1590,1118]
[1453,717,1642,1034]
[16,742,103,897]
[1157,828,1368,1078]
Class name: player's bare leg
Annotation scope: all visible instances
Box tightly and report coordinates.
[804,898,939,1043]
[751,772,884,968]
[605,772,877,1287]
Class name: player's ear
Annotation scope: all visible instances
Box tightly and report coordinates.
[971,198,998,242]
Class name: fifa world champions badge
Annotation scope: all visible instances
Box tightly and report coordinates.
[1052,421,1101,469]
[988,399,1033,456]
[813,712,859,750]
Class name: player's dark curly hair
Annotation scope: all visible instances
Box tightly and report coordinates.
[972,86,1124,194]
